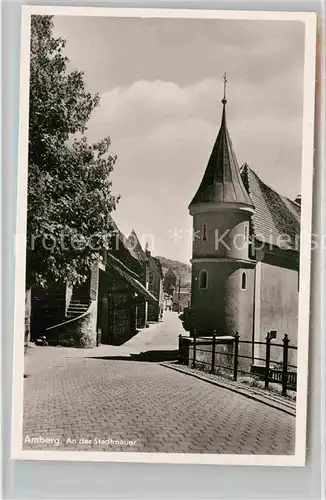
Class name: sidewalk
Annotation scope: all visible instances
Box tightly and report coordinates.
[124,311,184,352]
[160,361,296,417]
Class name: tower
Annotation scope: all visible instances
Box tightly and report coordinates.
[188,75,255,338]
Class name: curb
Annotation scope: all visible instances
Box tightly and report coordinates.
[160,362,296,417]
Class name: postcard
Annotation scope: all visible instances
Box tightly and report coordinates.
[11,6,316,465]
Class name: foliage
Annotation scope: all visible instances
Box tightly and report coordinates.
[155,256,191,287]
[27,15,119,288]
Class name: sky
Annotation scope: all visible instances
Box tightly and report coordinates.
[53,15,305,263]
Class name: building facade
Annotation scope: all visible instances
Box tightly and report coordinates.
[29,221,158,348]
[146,252,164,322]
[126,229,149,329]
[163,268,177,296]
[188,91,300,367]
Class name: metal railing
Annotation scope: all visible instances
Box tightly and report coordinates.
[178,330,297,396]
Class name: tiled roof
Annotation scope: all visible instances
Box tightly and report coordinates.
[147,252,163,276]
[106,217,142,270]
[164,267,177,278]
[106,253,157,303]
[241,164,300,252]
[126,230,147,262]
[107,217,126,246]
[152,257,164,278]
[189,102,253,208]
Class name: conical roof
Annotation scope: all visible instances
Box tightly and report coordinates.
[189,98,253,209]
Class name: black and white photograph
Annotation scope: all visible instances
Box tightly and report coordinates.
[11,7,316,465]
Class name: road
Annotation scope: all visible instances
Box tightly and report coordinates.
[23,311,295,455]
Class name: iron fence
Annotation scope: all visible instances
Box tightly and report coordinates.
[178,330,297,396]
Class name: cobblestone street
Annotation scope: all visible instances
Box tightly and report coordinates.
[23,312,295,455]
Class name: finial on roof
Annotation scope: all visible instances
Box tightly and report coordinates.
[188,74,254,210]
[222,72,227,105]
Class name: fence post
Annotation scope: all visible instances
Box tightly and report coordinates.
[233,332,239,381]
[265,331,272,389]
[192,329,197,369]
[210,330,216,373]
[282,334,289,396]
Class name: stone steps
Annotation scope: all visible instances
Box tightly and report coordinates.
[66,299,90,319]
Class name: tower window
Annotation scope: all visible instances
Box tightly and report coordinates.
[199,270,208,289]
[202,223,207,242]
[244,224,249,243]
[241,272,247,290]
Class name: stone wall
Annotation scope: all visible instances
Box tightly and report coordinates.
[45,265,100,348]
[90,264,99,301]
[31,284,67,339]
[65,284,73,314]
[136,300,147,329]
[47,301,97,348]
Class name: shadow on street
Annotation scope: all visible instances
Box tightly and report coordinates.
[85,349,179,363]
[107,329,141,346]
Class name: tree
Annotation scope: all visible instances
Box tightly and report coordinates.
[26,15,119,289]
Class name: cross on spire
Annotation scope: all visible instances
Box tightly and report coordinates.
[222,72,227,105]
[188,71,254,210]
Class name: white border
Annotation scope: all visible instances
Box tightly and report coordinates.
[11,6,317,466]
